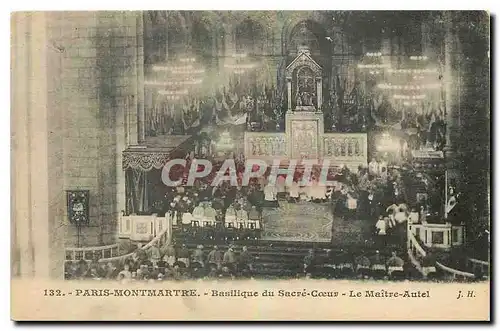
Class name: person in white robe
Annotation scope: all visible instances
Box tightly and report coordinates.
[204,202,217,224]
[192,202,205,221]
[288,181,300,202]
[236,207,248,229]
[264,184,277,202]
[276,175,286,198]
[225,204,237,226]
[408,208,420,224]
[312,181,327,201]
[375,216,387,235]
[368,158,379,175]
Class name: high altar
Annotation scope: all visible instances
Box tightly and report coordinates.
[244,47,368,170]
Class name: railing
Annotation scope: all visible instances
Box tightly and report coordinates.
[407,224,476,281]
[322,133,368,161]
[467,258,490,278]
[436,262,475,281]
[407,231,426,275]
[244,132,287,160]
[65,243,120,262]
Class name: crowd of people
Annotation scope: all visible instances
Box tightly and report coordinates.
[302,248,412,280]
[64,243,255,282]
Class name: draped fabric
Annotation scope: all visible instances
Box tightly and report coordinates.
[126,169,150,214]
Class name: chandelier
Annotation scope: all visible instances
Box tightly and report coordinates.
[145,55,206,101]
[224,53,259,75]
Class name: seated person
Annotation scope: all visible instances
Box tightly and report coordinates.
[225,204,237,224]
[386,252,405,276]
[192,202,205,221]
[176,244,190,268]
[355,253,371,272]
[236,207,248,229]
[248,206,260,220]
[370,250,386,271]
[117,263,132,281]
[87,267,101,280]
[337,249,354,272]
[207,245,223,269]
[421,253,437,278]
[161,243,176,267]
[204,202,217,223]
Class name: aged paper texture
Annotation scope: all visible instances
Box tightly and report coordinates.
[11,10,490,321]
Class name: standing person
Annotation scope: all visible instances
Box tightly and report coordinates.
[238,246,253,272]
[192,245,205,267]
[375,215,387,247]
[161,243,177,267]
[148,241,162,267]
[369,158,379,176]
[133,243,148,266]
[207,245,223,270]
[304,249,315,276]
[177,244,190,268]
[223,246,237,271]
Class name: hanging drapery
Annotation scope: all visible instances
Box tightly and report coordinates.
[126,169,150,214]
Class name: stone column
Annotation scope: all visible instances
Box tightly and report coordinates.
[444,11,457,153]
[316,77,322,110]
[136,12,146,145]
[287,78,292,111]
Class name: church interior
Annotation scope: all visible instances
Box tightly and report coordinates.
[11,11,490,281]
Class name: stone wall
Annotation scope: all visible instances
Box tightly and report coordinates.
[12,12,142,278]
[51,11,141,248]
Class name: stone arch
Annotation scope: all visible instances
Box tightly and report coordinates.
[284,19,330,58]
[191,18,214,58]
[233,18,265,55]
[281,14,327,54]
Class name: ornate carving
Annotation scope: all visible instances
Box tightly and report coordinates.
[285,52,322,78]
[245,133,287,158]
[291,120,318,159]
[122,151,170,171]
